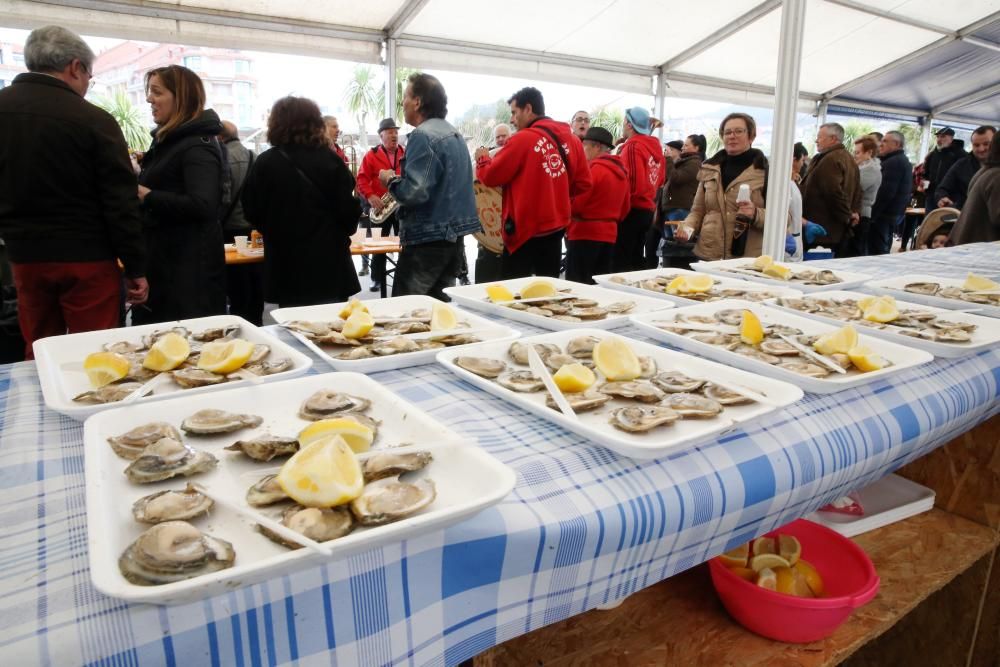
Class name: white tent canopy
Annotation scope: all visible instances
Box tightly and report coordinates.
[4,0,999,125]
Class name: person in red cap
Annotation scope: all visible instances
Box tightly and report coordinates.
[565,127,629,283]
[475,87,591,278]
[616,106,665,271]
[356,117,404,291]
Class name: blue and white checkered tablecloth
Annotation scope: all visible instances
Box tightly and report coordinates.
[1,244,998,666]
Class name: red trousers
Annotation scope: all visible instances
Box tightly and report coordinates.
[12,261,122,359]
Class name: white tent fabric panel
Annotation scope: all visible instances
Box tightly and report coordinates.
[175,0,402,30]
[396,43,654,95]
[848,0,998,31]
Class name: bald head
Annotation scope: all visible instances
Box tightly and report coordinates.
[219,120,239,141]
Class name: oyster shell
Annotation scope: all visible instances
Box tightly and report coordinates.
[702,383,754,405]
[569,306,608,320]
[598,380,665,403]
[690,333,740,350]
[238,358,293,377]
[904,282,939,296]
[141,327,190,350]
[363,450,433,482]
[713,309,744,326]
[171,367,229,388]
[191,325,240,342]
[132,484,214,524]
[544,352,580,372]
[778,361,831,378]
[350,477,437,526]
[610,405,680,432]
[662,393,724,418]
[370,336,421,356]
[337,346,375,360]
[299,390,371,420]
[454,356,507,378]
[248,344,270,363]
[605,301,636,314]
[652,371,706,393]
[552,315,583,322]
[638,356,657,379]
[508,342,560,365]
[496,370,545,392]
[386,321,430,334]
[431,333,481,346]
[312,330,361,346]
[812,269,841,285]
[259,505,354,549]
[108,422,182,460]
[181,409,263,435]
[545,390,611,412]
[525,306,554,317]
[246,474,288,507]
[566,335,600,358]
[73,381,144,404]
[225,436,299,462]
[124,437,218,483]
[571,298,600,308]
[104,340,146,354]
[733,345,782,364]
[119,521,234,585]
[759,340,800,356]
[283,320,333,336]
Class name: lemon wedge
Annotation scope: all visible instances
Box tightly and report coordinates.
[862,296,899,323]
[752,255,773,270]
[756,567,778,590]
[276,434,364,507]
[763,263,792,280]
[740,310,765,345]
[520,280,557,299]
[963,273,999,292]
[485,284,514,302]
[592,337,642,381]
[793,558,825,596]
[752,536,777,556]
[778,534,801,566]
[728,566,757,582]
[342,309,374,339]
[297,417,374,453]
[813,325,858,356]
[338,297,368,320]
[848,345,889,372]
[717,542,750,568]
[665,276,687,294]
[83,351,131,388]
[750,553,792,572]
[430,303,458,330]
[196,338,255,374]
[552,363,596,392]
[668,274,713,294]
[142,332,190,371]
[857,295,879,311]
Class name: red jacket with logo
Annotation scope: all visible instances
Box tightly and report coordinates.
[356,144,405,200]
[569,154,629,243]
[476,117,592,253]
[620,133,665,211]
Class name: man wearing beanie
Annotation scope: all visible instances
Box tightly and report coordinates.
[566,127,630,283]
[616,107,665,271]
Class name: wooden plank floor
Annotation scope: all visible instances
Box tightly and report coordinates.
[472,509,999,667]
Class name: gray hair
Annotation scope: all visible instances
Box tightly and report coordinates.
[885,130,905,148]
[819,122,844,142]
[322,115,337,123]
[25,25,95,73]
[494,123,511,136]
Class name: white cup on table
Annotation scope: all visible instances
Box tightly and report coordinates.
[234,235,249,251]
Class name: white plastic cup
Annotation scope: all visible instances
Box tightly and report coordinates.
[736,184,751,203]
[234,235,249,251]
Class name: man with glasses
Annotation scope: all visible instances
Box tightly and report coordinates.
[0,25,147,358]
[571,110,591,141]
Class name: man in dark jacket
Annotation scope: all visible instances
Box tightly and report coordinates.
[935,125,995,210]
[869,131,913,255]
[218,120,262,324]
[801,123,862,255]
[923,127,966,213]
[0,25,147,358]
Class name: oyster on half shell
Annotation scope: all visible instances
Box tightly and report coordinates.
[609,405,680,432]
[225,435,299,462]
[298,390,371,420]
[259,505,354,549]
[246,474,289,507]
[119,521,234,585]
[454,356,507,378]
[496,371,545,392]
[362,450,433,482]
[124,437,218,484]
[350,476,437,527]
[108,422,182,460]
[180,409,263,435]
[132,484,214,524]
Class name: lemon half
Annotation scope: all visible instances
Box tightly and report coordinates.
[342,309,374,339]
[485,284,514,302]
[740,310,765,345]
[552,363,596,393]
[813,325,858,356]
[276,434,364,507]
[297,417,375,453]
[430,303,458,331]
[963,273,999,292]
[83,351,130,388]
[520,280,557,299]
[338,297,368,320]
[592,337,641,381]
[197,338,255,374]
[142,332,190,371]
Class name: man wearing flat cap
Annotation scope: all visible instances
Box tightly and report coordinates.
[565,127,630,284]
[923,126,967,213]
[616,106,665,271]
[356,117,405,292]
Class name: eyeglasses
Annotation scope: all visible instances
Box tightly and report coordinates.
[78,60,95,91]
[723,128,748,137]
[573,117,590,124]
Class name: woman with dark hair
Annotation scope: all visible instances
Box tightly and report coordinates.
[135,64,226,324]
[950,131,1000,244]
[241,96,361,307]
[675,112,772,260]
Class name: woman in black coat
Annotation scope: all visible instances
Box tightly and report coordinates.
[242,96,361,307]
[136,65,226,324]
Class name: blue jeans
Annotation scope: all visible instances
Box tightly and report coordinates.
[663,208,690,239]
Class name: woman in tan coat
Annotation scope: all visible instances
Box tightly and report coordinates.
[675,113,769,260]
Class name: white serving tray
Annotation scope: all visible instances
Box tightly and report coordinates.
[271,295,520,373]
[806,474,935,538]
[436,328,803,460]
[34,315,313,421]
[691,258,872,293]
[765,290,1000,358]
[867,273,1000,319]
[629,300,934,394]
[83,372,516,605]
[593,267,803,305]
[443,277,674,331]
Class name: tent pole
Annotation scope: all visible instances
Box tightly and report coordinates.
[762,0,807,260]
[655,72,666,140]
[385,38,398,121]
[919,116,933,162]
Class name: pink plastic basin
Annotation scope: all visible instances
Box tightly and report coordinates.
[709,518,879,643]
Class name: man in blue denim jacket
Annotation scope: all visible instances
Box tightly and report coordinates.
[380,73,481,300]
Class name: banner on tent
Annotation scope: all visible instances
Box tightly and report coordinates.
[827,105,921,124]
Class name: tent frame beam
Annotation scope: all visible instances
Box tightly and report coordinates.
[823,0,953,35]
[933,81,1000,115]
[384,0,431,39]
[658,0,780,73]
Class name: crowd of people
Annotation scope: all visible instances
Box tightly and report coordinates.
[1,24,998,360]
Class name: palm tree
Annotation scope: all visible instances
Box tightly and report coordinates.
[95,89,150,152]
[841,120,876,151]
[380,67,421,124]
[590,106,624,142]
[343,65,381,150]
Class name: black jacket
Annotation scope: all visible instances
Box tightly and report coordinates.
[242,144,361,306]
[871,149,913,221]
[135,110,226,324]
[0,73,146,276]
[924,140,966,211]
[934,153,981,210]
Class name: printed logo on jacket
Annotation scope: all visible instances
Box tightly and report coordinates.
[534,137,567,179]
[647,156,661,185]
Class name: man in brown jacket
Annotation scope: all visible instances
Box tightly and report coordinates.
[801,123,861,255]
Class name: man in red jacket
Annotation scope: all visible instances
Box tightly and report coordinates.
[566,127,630,284]
[616,106,665,271]
[356,117,404,291]
[475,87,591,278]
